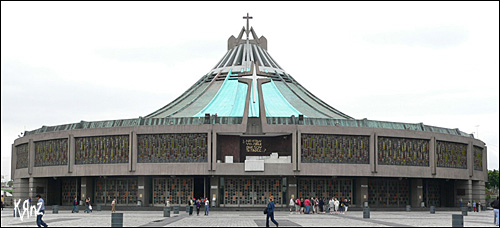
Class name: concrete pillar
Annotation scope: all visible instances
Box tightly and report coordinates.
[137,176,149,207]
[483,146,488,181]
[472,181,486,206]
[11,144,16,183]
[455,180,473,207]
[358,178,369,207]
[28,139,34,175]
[29,177,48,200]
[288,176,297,203]
[207,130,212,171]
[80,177,93,203]
[468,142,473,177]
[370,133,376,173]
[130,131,137,172]
[297,131,302,171]
[430,137,436,175]
[212,132,217,171]
[13,178,29,203]
[411,179,423,208]
[209,177,219,207]
[69,134,75,173]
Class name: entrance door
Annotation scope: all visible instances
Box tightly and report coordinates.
[194,177,205,199]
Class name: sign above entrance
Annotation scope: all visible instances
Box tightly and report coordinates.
[242,139,266,153]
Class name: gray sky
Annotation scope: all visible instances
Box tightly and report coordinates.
[1,1,498,180]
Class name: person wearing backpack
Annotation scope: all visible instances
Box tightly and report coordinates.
[265,196,279,227]
[295,198,301,214]
[490,197,499,226]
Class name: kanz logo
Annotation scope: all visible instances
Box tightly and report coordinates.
[13,199,43,221]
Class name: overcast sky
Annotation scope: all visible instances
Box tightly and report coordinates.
[1,1,498,180]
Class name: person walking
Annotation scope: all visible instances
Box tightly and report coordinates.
[196,198,201,216]
[473,201,477,212]
[329,198,334,214]
[311,197,316,214]
[300,198,305,214]
[304,197,311,214]
[289,196,295,214]
[88,198,93,213]
[72,197,78,213]
[189,198,194,216]
[28,197,32,208]
[1,194,4,211]
[334,198,340,214]
[266,196,279,227]
[490,196,499,226]
[344,199,350,214]
[204,198,210,216]
[111,199,116,213]
[35,194,48,227]
[295,197,301,214]
[467,201,472,212]
[85,197,90,213]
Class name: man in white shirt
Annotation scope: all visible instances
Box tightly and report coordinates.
[204,198,210,216]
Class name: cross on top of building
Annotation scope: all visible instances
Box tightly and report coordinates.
[243,13,253,39]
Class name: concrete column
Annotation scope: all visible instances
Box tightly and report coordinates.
[207,130,212,171]
[137,176,149,207]
[411,179,423,208]
[472,181,486,206]
[430,137,436,175]
[11,144,16,181]
[13,178,29,204]
[358,178,368,207]
[130,131,137,172]
[292,131,297,172]
[80,177,93,203]
[29,177,48,200]
[209,177,219,207]
[69,134,75,173]
[288,176,297,203]
[468,142,473,177]
[28,139,34,175]
[370,133,376,173]
[297,131,301,171]
[212,132,217,171]
[483,146,488,181]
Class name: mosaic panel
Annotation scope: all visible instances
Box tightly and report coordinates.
[152,177,193,205]
[368,179,409,207]
[16,143,29,169]
[301,134,369,164]
[94,177,137,205]
[378,137,429,167]
[34,139,68,167]
[473,146,483,171]
[138,133,207,163]
[436,141,467,169]
[75,135,129,165]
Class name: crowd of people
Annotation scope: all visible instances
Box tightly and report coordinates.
[288,196,351,215]
[75,135,129,164]
[34,139,68,167]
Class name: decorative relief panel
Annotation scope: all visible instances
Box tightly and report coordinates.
[138,133,207,163]
[377,137,429,167]
[16,143,29,169]
[75,135,129,165]
[436,141,467,169]
[34,139,68,167]
[301,134,369,164]
[473,146,483,171]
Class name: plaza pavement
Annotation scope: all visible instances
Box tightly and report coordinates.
[1,208,497,227]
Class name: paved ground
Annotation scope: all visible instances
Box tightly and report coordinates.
[1,208,498,227]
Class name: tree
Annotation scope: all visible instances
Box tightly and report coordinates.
[486,169,499,190]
